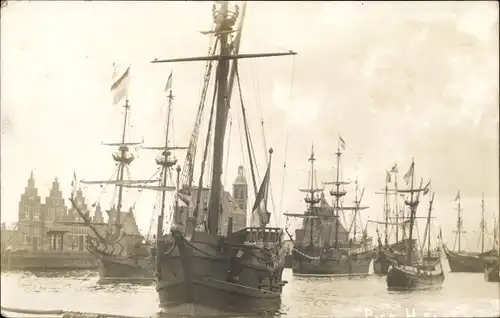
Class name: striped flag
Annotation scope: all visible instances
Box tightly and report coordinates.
[165,71,173,92]
[111,64,131,106]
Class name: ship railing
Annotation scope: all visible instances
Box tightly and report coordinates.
[232,227,284,246]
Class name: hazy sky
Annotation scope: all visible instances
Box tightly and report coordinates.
[1,1,498,251]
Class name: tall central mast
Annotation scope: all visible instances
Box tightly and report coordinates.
[207,2,232,235]
[114,100,131,235]
[150,2,297,235]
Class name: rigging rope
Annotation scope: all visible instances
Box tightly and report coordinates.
[223,116,233,188]
[180,35,219,191]
[194,72,219,223]
[280,56,295,229]
[235,63,258,196]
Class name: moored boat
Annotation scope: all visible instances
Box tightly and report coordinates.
[386,159,445,290]
[151,2,295,316]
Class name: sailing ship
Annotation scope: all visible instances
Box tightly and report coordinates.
[286,139,374,276]
[69,65,158,284]
[443,191,498,273]
[484,216,500,282]
[371,164,419,275]
[151,2,295,316]
[386,159,445,290]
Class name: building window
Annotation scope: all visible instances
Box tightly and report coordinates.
[22,229,30,245]
[32,227,40,239]
[32,207,40,221]
[20,206,29,220]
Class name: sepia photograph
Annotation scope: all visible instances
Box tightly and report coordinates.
[1,1,498,317]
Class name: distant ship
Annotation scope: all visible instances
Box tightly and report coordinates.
[443,191,498,273]
[371,164,420,275]
[484,217,500,282]
[386,159,445,290]
[70,66,158,284]
[286,140,374,276]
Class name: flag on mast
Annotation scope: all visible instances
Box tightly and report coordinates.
[386,170,391,183]
[454,190,460,201]
[403,162,414,185]
[339,136,346,151]
[423,180,431,195]
[251,162,271,227]
[390,163,398,173]
[164,71,173,92]
[71,171,78,198]
[111,64,131,106]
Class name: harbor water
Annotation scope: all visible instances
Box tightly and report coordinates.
[1,266,499,318]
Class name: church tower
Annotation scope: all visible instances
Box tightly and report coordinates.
[232,165,248,229]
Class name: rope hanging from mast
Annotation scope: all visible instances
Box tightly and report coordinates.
[235,62,258,196]
[193,71,219,224]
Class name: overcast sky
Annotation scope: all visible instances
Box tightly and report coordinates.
[1,1,498,251]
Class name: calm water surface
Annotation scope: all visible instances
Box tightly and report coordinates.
[1,267,499,317]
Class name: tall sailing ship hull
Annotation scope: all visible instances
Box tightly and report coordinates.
[386,264,444,290]
[292,247,373,276]
[86,237,154,284]
[96,255,154,284]
[442,245,495,273]
[373,239,418,275]
[156,229,285,317]
[484,255,500,282]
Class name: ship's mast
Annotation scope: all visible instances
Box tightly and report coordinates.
[334,143,342,247]
[393,168,399,243]
[155,89,174,273]
[426,190,435,259]
[207,2,232,234]
[353,179,359,242]
[480,191,485,254]
[383,174,389,246]
[454,191,464,252]
[150,2,296,236]
[113,100,131,235]
[404,158,425,265]
[307,147,317,245]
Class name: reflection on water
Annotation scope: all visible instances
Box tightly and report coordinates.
[1,269,499,317]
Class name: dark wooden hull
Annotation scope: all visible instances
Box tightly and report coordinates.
[0,250,97,271]
[95,254,154,284]
[443,246,485,273]
[386,264,444,290]
[292,248,373,276]
[484,256,500,282]
[155,229,285,317]
[373,251,392,275]
[372,239,419,275]
[284,254,293,268]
